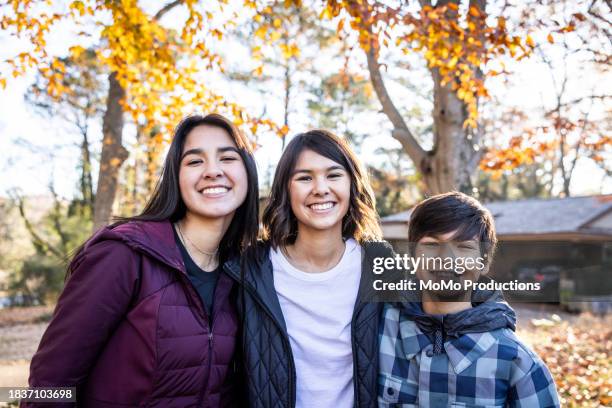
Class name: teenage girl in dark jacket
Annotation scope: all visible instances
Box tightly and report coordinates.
[24,113,258,407]
[224,130,395,408]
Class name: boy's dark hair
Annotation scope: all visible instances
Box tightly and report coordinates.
[408,191,497,264]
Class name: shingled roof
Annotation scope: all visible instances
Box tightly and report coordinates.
[381,195,612,238]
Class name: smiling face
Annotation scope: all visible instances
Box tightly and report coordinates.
[414,229,488,302]
[288,149,351,234]
[178,124,248,222]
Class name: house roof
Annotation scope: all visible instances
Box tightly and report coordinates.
[380,194,612,237]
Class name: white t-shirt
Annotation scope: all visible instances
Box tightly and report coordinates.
[271,239,362,408]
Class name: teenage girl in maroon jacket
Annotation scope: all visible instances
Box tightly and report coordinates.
[24,113,258,407]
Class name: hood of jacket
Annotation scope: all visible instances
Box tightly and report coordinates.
[86,220,185,272]
[400,284,517,340]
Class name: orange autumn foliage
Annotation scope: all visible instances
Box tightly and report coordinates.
[315,0,534,129]
[1,0,283,155]
[481,116,610,176]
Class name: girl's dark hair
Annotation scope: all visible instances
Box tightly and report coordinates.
[262,129,381,248]
[408,191,497,263]
[67,113,258,278]
[118,113,260,261]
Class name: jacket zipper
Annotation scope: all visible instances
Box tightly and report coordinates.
[175,272,215,407]
[201,312,216,406]
[227,270,297,408]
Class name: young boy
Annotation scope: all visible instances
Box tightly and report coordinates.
[378,192,560,407]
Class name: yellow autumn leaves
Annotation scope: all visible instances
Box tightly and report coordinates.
[1,0,285,157]
[1,0,584,142]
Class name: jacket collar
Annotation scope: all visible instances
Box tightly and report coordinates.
[224,240,395,333]
[397,291,515,375]
[398,313,499,374]
[223,243,289,332]
[92,220,184,272]
[399,282,516,339]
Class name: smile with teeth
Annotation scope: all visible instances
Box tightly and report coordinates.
[308,202,335,211]
[200,186,230,194]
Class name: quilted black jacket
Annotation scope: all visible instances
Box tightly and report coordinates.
[224,240,396,408]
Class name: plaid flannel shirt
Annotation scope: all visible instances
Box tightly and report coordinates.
[379,303,560,407]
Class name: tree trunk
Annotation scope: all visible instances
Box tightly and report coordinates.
[93,72,128,231]
[366,50,478,195]
[558,127,571,197]
[424,68,479,194]
[80,129,94,215]
[90,2,186,231]
[282,59,291,151]
[365,0,484,195]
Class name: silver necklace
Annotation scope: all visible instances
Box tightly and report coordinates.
[176,221,219,269]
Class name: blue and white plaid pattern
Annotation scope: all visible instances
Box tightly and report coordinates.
[379,303,560,407]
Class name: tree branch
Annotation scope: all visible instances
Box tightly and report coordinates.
[153,0,185,21]
[365,46,427,168]
[13,194,64,260]
[568,99,595,181]
[48,183,70,257]
[546,94,612,115]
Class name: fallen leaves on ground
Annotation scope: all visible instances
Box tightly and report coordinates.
[518,313,612,407]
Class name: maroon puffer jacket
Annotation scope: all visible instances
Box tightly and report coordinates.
[23,220,240,407]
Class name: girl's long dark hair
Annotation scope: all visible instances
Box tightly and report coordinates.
[68,113,259,277]
[119,113,259,262]
[262,129,382,248]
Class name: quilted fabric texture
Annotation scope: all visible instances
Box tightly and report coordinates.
[25,221,240,408]
[225,241,396,408]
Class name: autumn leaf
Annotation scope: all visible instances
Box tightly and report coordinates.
[320,6,332,20]
[573,12,586,22]
[69,1,86,17]
[337,18,344,32]
[468,6,480,18]
[254,26,267,39]
[69,45,86,58]
[560,24,575,33]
